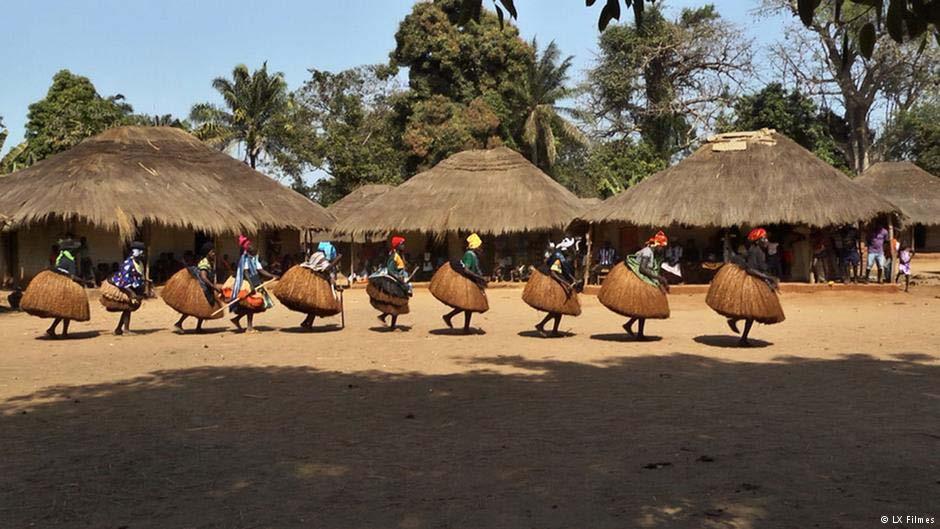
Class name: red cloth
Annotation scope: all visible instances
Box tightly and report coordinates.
[238,235,252,252]
[647,230,668,247]
[747,228,767,242]
[391,236,405,249]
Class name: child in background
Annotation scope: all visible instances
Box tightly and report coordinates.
[895,245,914,292]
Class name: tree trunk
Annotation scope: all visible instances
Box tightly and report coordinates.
[845,102,872,174]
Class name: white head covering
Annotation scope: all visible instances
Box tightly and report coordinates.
[556,237,576,251]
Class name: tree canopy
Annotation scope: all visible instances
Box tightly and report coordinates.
[1,70,134,173]
[880,98,940,176]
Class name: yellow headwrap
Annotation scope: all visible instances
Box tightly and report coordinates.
[467,233,482,250]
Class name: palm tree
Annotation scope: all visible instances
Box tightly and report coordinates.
[521,38,587,170]
[190,62,290,169]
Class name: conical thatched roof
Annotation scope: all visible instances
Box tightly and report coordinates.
[333,147,584,237]
[327,184,394,222]
[856,161,940,226]
[577,130,900,228]
[0,126,334,240]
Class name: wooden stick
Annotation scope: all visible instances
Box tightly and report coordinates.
[210,278,278,317]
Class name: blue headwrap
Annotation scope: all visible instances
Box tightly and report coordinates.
[318,241,337,261]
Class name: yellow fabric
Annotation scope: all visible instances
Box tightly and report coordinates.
[467,233,482,250]
[393,252,405,270]
[550,259,563,274]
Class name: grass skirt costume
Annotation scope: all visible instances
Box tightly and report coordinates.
[222,277,272,314]
[598,260,670,319]
[161,267,224,320]
[429,261,489,313]
[21,270,90,322]
[706,263,785,324]
[367,273,411,316]
[274,264,342,318]
[522,266,581,316]
[99,280,141,312]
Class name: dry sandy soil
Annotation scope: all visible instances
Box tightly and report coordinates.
[0,282,938,529]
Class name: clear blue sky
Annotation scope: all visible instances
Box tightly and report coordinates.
[1,0,789,157]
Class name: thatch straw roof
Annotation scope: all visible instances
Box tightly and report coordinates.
[577,130,901,228]
[580,197,603,209]
[0,126,334,240]
[327,184,394,222]
[333,147,585,237]
[856,161,940,226]
[326,184,394,243]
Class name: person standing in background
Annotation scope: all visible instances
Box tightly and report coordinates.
[864,224,888,283]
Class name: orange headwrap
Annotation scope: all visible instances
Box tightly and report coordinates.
[647,230,669,247]
[748,228,768,242]
[391,236,406,250]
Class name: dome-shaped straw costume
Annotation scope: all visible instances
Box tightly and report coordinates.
[20,238,90,338]
[274,241,344,329]
[224,235,280,334]
[598,231,671,340]
[100,241,148,335]
[367,236,413,331]
[430,233,489,333]
[161,242,225,333]
[522,237,582,337]
[706,227,785,346]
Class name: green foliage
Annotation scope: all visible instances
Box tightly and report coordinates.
[553,138,667,198]
[1,70,134,173]
[586,4,749,161]
[880,100,940,176]
[389,0,532,171]
[521,39,586,171]
[189,62,293,169]
[295,66,406,205]
[722,83,849,170]
[0,116,7,155]
[128,114,191,129]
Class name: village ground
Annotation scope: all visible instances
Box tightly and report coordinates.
[0,260,938,528]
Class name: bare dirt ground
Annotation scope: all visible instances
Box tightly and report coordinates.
[0,284,938,529]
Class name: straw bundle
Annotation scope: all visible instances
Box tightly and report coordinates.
[522,268,581,316]
[21,270,90,321]
[366,277,410,315]
[273,266,342,317]
[99,281,141,312]
[429,263,488,313]
[597,263,669,319]
[221,277,267,313]
[706,264,785,324]
[160,268,223,320]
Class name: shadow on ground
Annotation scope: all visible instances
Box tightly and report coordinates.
[1,353,937,528]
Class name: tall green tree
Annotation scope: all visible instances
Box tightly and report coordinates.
[389,0,532,170]
[521,38,586,171]
[553,139,667,198]
[585,5,752,160]
[294,66,406,205]
[722,83,848,169]
[880,99,940,176]
[1,70,134,173]
[189,63,293,169]
[0,116,7,155]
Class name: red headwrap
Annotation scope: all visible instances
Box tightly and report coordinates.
[391,236,405,250]
[647,230,669,247]
[748,228,768,242]
[238,235,252,252]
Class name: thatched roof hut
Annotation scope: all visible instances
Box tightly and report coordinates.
[333,147,584,238]
[327,184,394,223]
[577,130,900,228]
[856,162,940,226]
[0,126,334,240]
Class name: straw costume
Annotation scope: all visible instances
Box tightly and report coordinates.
[162,242,224,333]
[523,237,582,336]
[275,241,343,329]
[431,233,488,333]
[706,227,785,346]
[367,236,412,330]
[21,238,90,338]
[598,231,671,339]
[100,241,147,335]
[225,235,279,333]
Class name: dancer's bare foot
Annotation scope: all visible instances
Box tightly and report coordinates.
[726,319,740,334]
[114,327,123,336]
[442,314,453,329]
[230,317,243,331]
[622,322,635,337]
[534,323,546,336]
[45,328,57,339]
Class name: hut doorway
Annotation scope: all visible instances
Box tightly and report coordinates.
[194,231,212,256]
